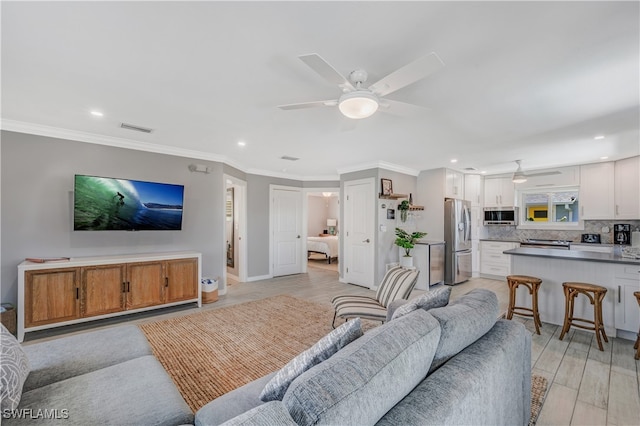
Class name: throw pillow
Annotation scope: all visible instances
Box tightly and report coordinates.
[260,318,363,402]
[0,324,30,411]
[391,286,452,320]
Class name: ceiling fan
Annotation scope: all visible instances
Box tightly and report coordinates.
[278,52,445,119]
[512,160,561,183]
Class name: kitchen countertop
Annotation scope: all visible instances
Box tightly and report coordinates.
[504,247,640,266]
[415,239,445,245]
[479,238,522,243]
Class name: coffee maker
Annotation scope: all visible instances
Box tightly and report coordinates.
[614,224,631,245]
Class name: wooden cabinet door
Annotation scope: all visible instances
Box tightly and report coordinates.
[126,261,164,309]
[82,264,126,317]
[164,258,198,303]
[25,268,80,327]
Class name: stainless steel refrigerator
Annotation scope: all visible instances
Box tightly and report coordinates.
[444,198,472,285]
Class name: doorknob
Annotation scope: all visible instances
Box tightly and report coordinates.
[297,235,301,239]
[362,238,370,243]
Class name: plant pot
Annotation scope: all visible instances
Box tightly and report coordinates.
[399,256,413,268]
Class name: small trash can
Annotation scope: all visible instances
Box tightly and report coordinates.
[201,278,219,304]
[0,303,17,335]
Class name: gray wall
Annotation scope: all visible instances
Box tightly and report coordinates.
[1,131,227,306]
[0,130,343,305]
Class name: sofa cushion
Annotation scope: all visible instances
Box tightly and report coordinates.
[377,320,531,426]
[282,309,441,426]
[391,286,452,320]
[427,288,499,371]
[260,318,362,402]
[219,401,297,426]
[8,355,193,426]
[22,325,152,392]
[195,373,275,426]
[0,324,30,411]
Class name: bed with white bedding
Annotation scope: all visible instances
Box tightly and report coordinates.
[307,235,339,263]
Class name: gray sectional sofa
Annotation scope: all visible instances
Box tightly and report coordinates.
[2,288,531,426]
[4,326,193,425]
[196,288,532,425]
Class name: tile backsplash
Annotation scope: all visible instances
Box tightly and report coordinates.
[484,220,640,244]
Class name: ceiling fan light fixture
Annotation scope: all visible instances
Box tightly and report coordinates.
[338,91,379,119]
[512,173,527,184]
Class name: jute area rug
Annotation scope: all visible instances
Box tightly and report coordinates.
[140,294,549,421]
[140,295,334,412]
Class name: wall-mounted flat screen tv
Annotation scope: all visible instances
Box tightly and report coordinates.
[74,174,184,231]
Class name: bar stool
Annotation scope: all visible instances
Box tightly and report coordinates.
[634,291,640,360]
[559,282,608,351]
[506,275,543,334]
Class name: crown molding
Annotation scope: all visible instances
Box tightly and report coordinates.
[1,119,257,176]
[336,160,420,177]
[0,120,397,182]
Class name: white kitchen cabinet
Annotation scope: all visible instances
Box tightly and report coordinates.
[445,169,464,199]
[613,265,640,333]
[464,174,483,207]
[483,177,515,207]
[580,162,615,220]
[515,166,580,189]
[614,156,640,220]
[479,240,519,278]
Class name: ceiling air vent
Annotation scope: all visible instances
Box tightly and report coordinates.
[280,155,300,161]
[120,123,153,133]
[464,167,478,171]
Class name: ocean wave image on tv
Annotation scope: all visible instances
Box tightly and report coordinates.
[74,175,184,231]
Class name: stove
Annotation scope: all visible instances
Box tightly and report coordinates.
[520,239,571,250]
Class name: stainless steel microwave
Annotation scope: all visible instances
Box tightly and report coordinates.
[483,207,519,225]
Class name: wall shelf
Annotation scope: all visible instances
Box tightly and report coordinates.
[379,193,408,200]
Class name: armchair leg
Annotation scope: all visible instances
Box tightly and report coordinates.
[331,311,337,329]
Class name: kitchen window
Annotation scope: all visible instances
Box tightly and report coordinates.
[517,187,583,230]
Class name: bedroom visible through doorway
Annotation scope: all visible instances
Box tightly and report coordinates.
[306,191,339,273]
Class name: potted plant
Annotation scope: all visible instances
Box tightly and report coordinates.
[395,228,427,268]
[398,200,411,222]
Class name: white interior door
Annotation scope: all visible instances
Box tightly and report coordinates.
[344,178,375,288]
[272,186,303,277]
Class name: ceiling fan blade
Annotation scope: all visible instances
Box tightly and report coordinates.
[369,52,445,97]
[299,54,354,91]
[525,171,562,178]
[278,100,338,110]
[378,99,431,116]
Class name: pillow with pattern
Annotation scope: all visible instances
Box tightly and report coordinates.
[260,318,363,402]
[0,324,30,411]
[392,286,452,320]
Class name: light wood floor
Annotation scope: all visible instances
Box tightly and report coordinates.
[26,265,640,425]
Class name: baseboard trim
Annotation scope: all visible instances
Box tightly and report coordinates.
[247,274,272,282]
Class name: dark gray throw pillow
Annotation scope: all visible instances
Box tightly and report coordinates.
[391,286,452,320]
[260,318,362,402]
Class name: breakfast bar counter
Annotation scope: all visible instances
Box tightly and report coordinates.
[504,248,640,341]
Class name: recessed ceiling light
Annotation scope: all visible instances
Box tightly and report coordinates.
[480,171,487,174]
[594,135,605,140]
[237,141,246,147]
[90,111,103,117]
[450,159,458,163]
[600,156,609,160]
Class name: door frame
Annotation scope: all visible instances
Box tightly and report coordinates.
[222,175,248,292]
[302,187,340,274]
[269,185,304,278]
